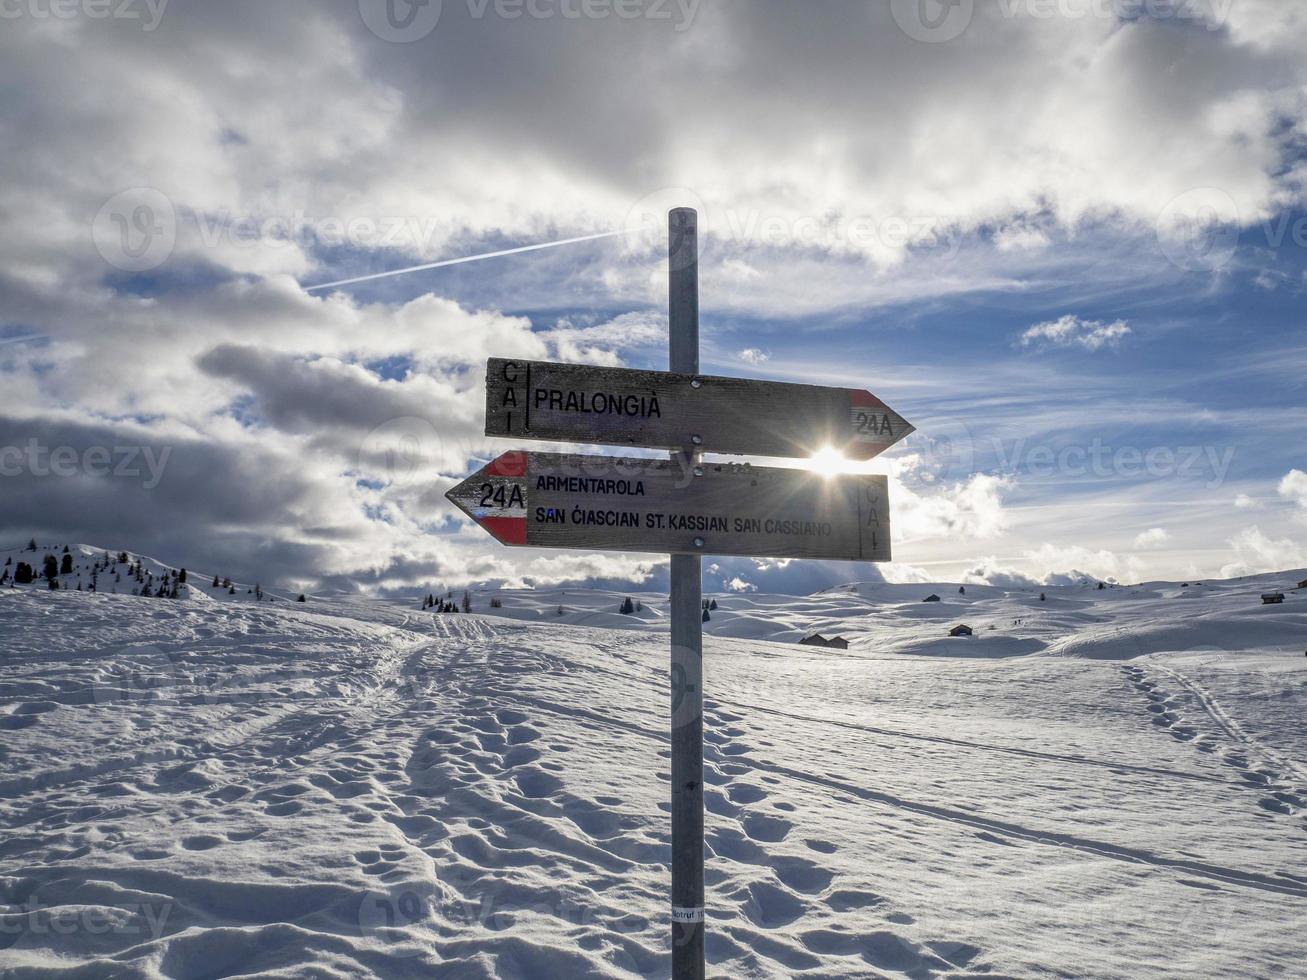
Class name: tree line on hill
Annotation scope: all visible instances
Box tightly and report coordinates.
[422,589,472,614]
[2,541,285,603]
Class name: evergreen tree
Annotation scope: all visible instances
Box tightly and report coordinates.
[709,599,718,610]
[60,553,73,575]
[42,555,59,582]
[15,562,33,585]
[213,574,221,588]
[702,607,710,622]
[620,597,635,615]
[26,538,37,552]
[297,594,306,603]
[461,590,471,613]
[178,568,187,584]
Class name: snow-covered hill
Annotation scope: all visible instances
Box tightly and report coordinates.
[1,560,1305,977]
[0,542,302,605]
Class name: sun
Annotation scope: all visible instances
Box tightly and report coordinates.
[807,447,849,477]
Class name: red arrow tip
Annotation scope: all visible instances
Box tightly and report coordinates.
[485,451,529,477]
[480,515,528,545]
[849,389,887,409]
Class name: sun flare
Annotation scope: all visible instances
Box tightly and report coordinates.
[807,447,849,477]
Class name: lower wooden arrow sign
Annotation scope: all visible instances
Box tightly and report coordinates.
[446,451,891,561]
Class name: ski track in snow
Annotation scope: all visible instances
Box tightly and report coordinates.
[1,553,1306,977]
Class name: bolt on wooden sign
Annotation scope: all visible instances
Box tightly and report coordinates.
[484,358,913,460]
[447,451,891,561]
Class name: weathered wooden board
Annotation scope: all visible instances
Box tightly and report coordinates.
[446,451,891,561]
[484,358,913,460]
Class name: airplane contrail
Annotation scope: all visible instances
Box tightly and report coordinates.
[303,228,633,293]
[0,334,43,349]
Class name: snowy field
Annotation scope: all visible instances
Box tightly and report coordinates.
[2,549,1307,977]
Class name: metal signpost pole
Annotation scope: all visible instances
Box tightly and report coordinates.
[668,207,705,979]
[451,205,911,979]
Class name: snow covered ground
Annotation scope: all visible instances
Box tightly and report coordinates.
[2,550,1306,977]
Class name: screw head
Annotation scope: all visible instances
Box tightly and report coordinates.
[691,435,703,446]
[690,379,702,389]
[693,537,705,548]
[693,466,704,477]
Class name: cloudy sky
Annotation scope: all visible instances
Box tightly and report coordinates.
[2,0,1306,595]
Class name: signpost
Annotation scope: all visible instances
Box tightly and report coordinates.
[445,450,891,561]
[447,208,911,980]
[484,358,913,460]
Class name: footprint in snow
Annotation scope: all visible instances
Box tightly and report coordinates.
[737,880,808,928]
[823,888,884,912]
[771,855,834,894]
[727,784,768,805]
[741,812,793,843]
[180,834,223,851]
[514,769,564,799]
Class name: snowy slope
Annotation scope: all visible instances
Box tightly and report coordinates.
[0,543,303,605]
[1,565,1306,978]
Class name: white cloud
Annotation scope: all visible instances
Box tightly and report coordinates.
[963,559,1041,588]
[1278,469,1307,511]
[963,548,1146,587]
[1220,526,1307,578]
[1133,527,1171,549]
[1254,269,1286,291]
[544,312,667,366]
[893,469,1013,541]
[725,576,757,593]
[1019,315,1131,352]
[993,224,1051,252]
[1234,493,1261,509]
[1022,543,1145,585]
[872,562,936,585]
[738,348,771,365]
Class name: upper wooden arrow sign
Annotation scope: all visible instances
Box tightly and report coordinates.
[446,450,891,562]
[484,358,913,460]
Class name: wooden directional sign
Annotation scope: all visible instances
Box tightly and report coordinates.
[446,451,891,561]
[485,358,913,460]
